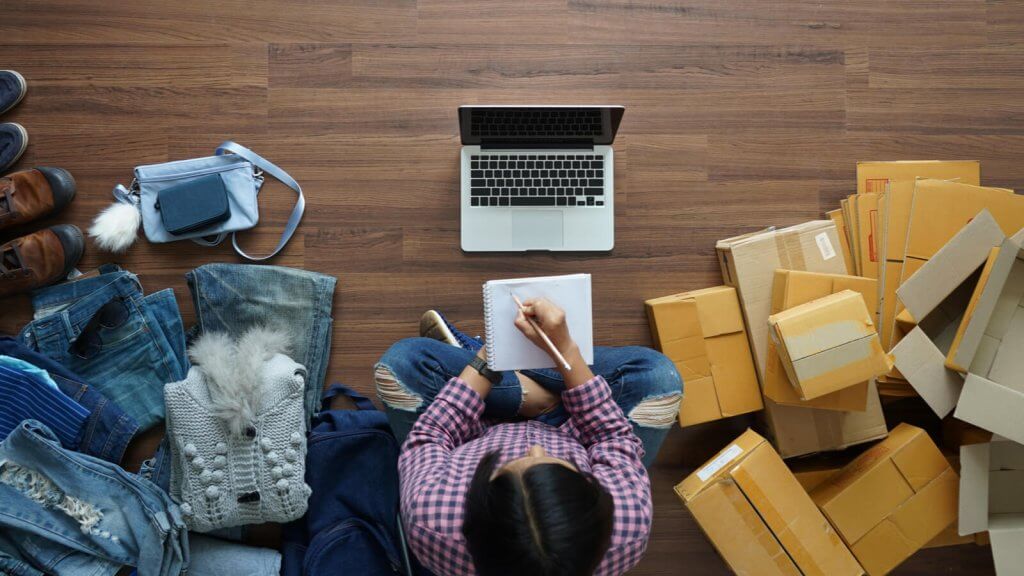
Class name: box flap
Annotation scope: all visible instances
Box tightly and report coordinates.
[948,241,1021,373]
[677,375,722,427]
[707,333,763,417]
[693,286,746,337]
[989,516,1024,576]
[892,327,964,418]
[898,209,1005,323]
[771,291,875,361]
[682,479,802,576]
[850,519,917,576]
[891,427,950,492]
[955,374,1024,447]
[677,429,766,501]
[970,258,1024,375]
[959,443,990,535]
[731,444,864,576]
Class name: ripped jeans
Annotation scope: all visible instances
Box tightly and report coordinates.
[375,338,683,467]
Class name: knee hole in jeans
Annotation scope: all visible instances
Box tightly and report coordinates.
[0,461,107,536]
[374,365,423,411]
[628,392,682,428]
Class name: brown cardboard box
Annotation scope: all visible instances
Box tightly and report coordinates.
[856,161,981,351]
[768,291,892,401]
[892,210,1007,418]
[766,271,880,411]
[810,424,959,575]
[645,286,762,427]
[828,208,857,275]
[676,430,864,576]
[846,196,863,276]
[718,222,888,458]
[856,193,882,281]
[959,439,1024,574]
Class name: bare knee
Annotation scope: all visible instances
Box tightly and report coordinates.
[374,365,422,411]
[629,392,682,428]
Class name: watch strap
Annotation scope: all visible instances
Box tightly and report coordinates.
[469,355,502,384]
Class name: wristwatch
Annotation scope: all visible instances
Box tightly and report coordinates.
[468,355,502,384]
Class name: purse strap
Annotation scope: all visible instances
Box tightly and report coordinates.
[215,141,305,261]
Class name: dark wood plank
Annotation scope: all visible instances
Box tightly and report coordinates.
[0,1,1013,572]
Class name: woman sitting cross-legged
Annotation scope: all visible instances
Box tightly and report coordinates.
[374,299,683,576]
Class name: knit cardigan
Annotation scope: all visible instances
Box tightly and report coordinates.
[164,328,311,532]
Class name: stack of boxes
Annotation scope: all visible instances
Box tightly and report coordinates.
[648,160,1024,574]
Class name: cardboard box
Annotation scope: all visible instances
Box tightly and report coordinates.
[718,222,889,458]
[892,210,1007,418]
[856,161,981,350]
[955,373,1024,447]
[828,208,857,275]
[810,423,959,575]
[676,430,863,576]
[768,290,892,401]
[959,439,1024,574]
[765,270,878,412]
[856,193,882,281]
[846,196,862,276]
[645,286,762,427]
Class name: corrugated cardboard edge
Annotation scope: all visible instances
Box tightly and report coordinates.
[897,209,1005,323]
[892,327,964,418]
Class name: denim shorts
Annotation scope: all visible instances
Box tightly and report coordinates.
[0,420,188,576]
[186,263,336,421]
[19,265,189,431]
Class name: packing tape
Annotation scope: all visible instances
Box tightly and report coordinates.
[775,230,807,272]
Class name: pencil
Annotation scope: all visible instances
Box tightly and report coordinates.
[511,293,572,372]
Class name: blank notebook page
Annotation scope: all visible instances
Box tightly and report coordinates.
[483,273,594,371]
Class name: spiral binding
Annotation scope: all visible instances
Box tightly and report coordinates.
[483,283,498,370]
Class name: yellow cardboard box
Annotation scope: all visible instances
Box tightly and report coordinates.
[810,423,959,575]
[765,270,878,411]
[768,290,893,401]
[676,430,864,576]
[645,286,762,427]
[828,208,857,274]
[856,161,981,350]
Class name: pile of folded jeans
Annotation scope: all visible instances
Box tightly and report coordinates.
[0,262,337,576]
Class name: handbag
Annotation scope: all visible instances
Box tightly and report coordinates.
[90,141,305,261]
[281,384,420,576]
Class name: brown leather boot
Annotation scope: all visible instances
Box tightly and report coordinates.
[0,224,83,297]
[0,167,76,232]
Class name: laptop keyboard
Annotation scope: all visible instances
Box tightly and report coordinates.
[469,154,606,207]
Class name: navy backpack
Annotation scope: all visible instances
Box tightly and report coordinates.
[282,384,415,576]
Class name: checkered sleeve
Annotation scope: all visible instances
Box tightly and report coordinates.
[398,377,484,576]
[562,376,653,575]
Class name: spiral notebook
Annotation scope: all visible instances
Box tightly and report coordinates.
[483,273,594,371]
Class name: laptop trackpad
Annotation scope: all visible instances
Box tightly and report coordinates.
[512,211,564,250]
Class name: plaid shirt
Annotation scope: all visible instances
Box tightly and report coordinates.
[398,376,651,576]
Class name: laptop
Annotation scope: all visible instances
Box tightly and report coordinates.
[459,105,624,252]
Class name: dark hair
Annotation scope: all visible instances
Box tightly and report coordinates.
[462,451,614,576]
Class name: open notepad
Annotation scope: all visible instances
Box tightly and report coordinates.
[483,273,594,371]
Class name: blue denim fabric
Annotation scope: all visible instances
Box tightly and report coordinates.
[0,420,188,576]
[188,534,280,576]
[18,265,189,431]
[0,336,140,465]
[186,263,337,421]
[376,338,683,468]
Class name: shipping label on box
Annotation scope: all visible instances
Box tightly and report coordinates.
[768,291,892,401]
[765,270,878,411]
[645,286,762,427]
[676,430,864,576]
[810,424,959,576]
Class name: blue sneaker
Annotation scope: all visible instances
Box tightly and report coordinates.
[419,310,483,352]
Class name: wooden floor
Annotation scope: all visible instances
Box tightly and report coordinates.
[1,0,1018,573]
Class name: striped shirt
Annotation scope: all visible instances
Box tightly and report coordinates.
[399,376,651,576]
[0,362,89,449]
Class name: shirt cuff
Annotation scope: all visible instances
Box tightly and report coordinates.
[561,375,612,414]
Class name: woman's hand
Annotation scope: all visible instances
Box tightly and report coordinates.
[514,298,575,358]
[514,298,594,387]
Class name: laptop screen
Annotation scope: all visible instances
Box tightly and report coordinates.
[459,106,624,146]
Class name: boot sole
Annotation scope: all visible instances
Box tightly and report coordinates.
[420,310,461,347]
[5,122,28,168]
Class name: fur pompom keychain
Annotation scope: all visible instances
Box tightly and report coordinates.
[88,183,142,253]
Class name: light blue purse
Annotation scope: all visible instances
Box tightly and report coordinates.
[101,141,305,261]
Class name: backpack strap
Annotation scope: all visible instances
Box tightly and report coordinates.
[215,141,305,261]
[321,383,376,412]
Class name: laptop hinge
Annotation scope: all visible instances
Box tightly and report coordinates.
[480,139,594,150]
